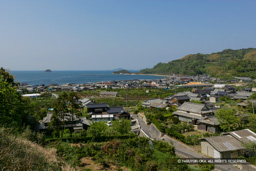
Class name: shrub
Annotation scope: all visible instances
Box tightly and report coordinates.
[21,126,46,145]
[56,142,83,167]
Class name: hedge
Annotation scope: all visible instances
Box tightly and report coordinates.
[46,134,137,143]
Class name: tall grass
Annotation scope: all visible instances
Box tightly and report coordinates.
[0,128,60,170]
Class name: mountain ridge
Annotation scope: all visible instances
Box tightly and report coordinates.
[139,48,256,79]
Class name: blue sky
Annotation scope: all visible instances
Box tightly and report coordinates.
[1,0,256,70]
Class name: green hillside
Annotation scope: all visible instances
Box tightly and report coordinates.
[139,48,256,79]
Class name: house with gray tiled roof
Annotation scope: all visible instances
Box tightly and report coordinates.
[142,99,168,108]
[173,102,213,121]
[223,129,256,144]
[79,98,93,107]
[233,91,253,100]
[87,103,130,122]
[173,102,219,132]
[201,135,246,158]
[39,112,92,131]
[100,91,119,97]
[201,129,256,158]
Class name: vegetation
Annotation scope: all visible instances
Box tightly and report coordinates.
[80,87,192,101]
[50,91,82,138]
[215,108,239,132]
[55,137,190,170]
[0,68,27,128]
[112,69,131,74]
[139,48,256,78]
[136,106,204,145]
[242,141,256,165]
[2,67,256,170]
[92,97,139,107]
[0,128,60,170]
[249,114,256,133]
[23,93,55,120]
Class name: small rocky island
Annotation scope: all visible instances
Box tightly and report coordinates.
[112,69,131,75]
[44,69,52,72]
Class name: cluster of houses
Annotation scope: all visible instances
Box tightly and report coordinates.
[142,83,254,133]
[22,74,255,158]
[36,82,255,134]
[39,102,131,132]
[140,83,256,159]
[17,73,255,95]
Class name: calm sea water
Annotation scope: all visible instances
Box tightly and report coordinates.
[10,71,163,85]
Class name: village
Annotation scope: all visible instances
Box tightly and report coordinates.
[18,74,256,170]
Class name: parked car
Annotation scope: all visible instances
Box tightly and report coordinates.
[106,121,112,127]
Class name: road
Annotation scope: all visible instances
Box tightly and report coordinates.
[131,114,241,171]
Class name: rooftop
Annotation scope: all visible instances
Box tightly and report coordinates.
[87,103,109,108]
[223,129,256,144]
[202,135,246,152]
[177,102,211,114]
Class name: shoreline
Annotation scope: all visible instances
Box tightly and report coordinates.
[114,73,171,77]
[13,71,166,86]
[135,73,171,77]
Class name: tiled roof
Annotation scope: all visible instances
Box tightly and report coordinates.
[224,129,256,144]
[87,103,109,108]
[107,107,125,114]
[202,136,246,152]
[150,103,167,108]
[197,115,219,126]
[177,102,210,114]
[173,111,202,119]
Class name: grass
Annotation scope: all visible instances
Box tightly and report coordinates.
[0,128,72,171]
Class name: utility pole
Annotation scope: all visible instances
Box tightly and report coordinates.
[126,87,128,107]
[252,101,255,115]
[174,81,176,95]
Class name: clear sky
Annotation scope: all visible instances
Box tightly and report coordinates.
[1,0,256,70]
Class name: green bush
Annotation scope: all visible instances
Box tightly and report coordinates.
[185,135,201,145]
[56,142,84,167]
[21,126,46,145]
[54,137,190,170]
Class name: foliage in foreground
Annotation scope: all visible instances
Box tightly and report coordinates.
[0,128,60,171]
[0,68,27,128]
[56,137,190,170]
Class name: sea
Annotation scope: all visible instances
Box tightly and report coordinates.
[10,70,163,86]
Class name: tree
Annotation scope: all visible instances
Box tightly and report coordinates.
[50,92,82,138]
[249,114,256,133]
[0,67,18,86]
[67,92,82,137]
[242,141,256,157]
[112,119,131,135]
[87,122,108,137]
[215,108,239,132]
[0,68,26,128]
[249,92,256,100]
[51,92,68,138]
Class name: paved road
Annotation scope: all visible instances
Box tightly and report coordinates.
[131,114,241,171]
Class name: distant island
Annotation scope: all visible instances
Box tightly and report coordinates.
[139,48,256,79]
[113,69,132,75]
[44,69,52,72]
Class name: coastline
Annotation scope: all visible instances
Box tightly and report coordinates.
[12,70,165,85]
[135,73,171,77]
[113,73,171,77]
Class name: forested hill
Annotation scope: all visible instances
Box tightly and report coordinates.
[139,48,256,79]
